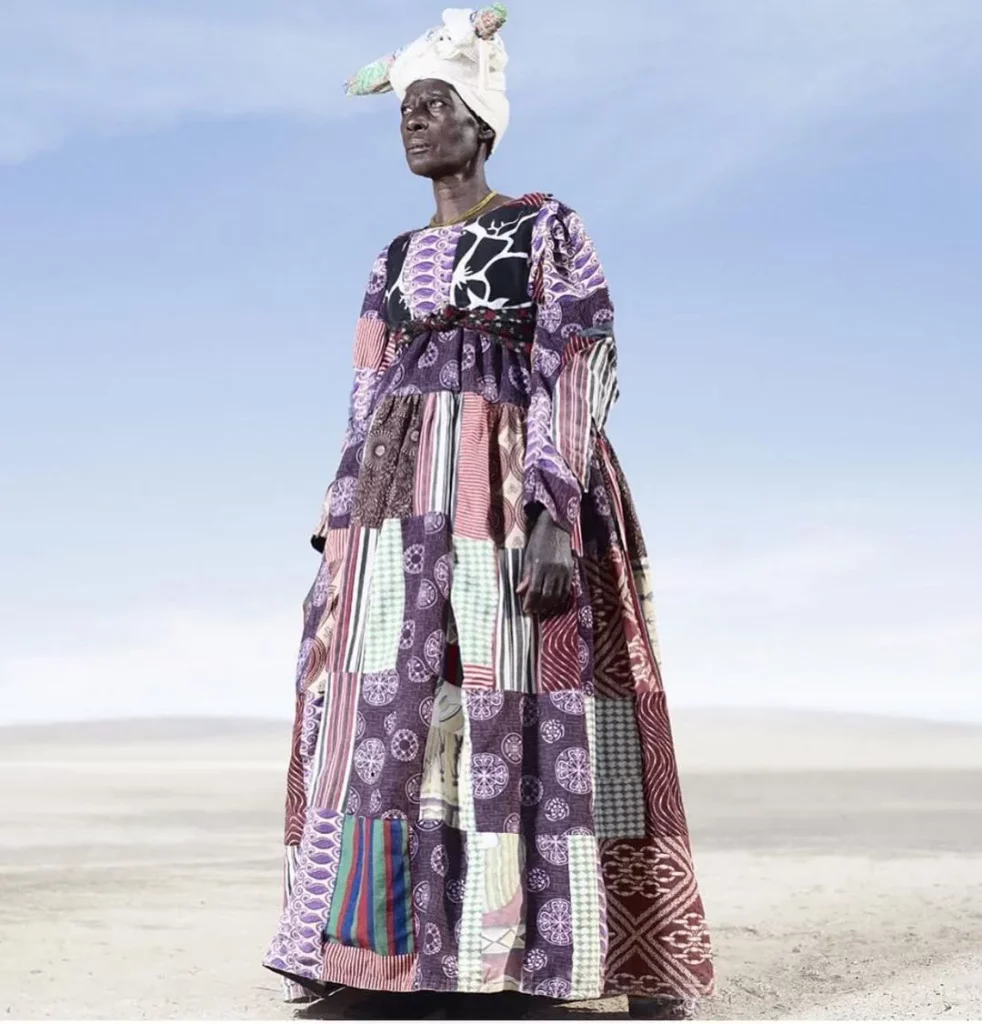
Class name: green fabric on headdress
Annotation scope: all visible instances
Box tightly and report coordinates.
[344,52,399,97]
[473,3,508,39]
[344,5,508,97]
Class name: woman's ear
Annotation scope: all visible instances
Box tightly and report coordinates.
[479,121,496,158]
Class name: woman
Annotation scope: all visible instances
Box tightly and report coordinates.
[264,6,714,1018]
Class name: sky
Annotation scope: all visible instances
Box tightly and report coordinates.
[1,0,981,725]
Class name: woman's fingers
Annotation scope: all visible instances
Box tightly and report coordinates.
[521,562,574,617]
[521,561,545,615]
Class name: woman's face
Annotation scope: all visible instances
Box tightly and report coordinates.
[400,78,492,178]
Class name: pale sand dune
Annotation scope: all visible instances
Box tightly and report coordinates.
[0,711,980,1020]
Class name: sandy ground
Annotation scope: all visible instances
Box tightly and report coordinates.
[1,711,980,1021]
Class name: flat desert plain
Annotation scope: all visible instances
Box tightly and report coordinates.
[1,710,980,1020]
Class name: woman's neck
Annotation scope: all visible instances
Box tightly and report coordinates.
[431,171,493,225]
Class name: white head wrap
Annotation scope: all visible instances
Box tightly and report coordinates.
[345,6,510,154]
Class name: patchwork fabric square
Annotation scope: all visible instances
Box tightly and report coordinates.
[324,815,414,957]
[465,691,594,836]
[593,697,647,839]
[452,536,498,673]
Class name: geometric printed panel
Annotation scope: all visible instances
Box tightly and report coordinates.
[463,691,595,837]
[520,831,576,1000]
[344,673,429,820]
[412,822,468,993]
[593,697,646,839]
[600,836,714,1000]
[490,401,528,550]
[584,554,635,699]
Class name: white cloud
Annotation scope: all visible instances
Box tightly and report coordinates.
[0,605,300,724]
[2,525,981,724]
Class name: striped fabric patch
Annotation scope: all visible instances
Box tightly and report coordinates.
[321,943,417,993]
[353,316,391,370]
[311,672,361,811]
[415,392,463,517]
[325,816,415,956]
[454,394,494,540]
[552,334,618,490]
[324,526,378,675]
[495,549,537,693]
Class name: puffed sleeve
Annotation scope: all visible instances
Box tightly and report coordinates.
[310,245,395,552]
[523,200,619,536]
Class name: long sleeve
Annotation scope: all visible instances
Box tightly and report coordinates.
[310,246,394,551]
[523,200,619,537]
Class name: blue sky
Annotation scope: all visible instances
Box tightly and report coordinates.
[2,0,981,723]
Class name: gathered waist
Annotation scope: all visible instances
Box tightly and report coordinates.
[390,303,536,353]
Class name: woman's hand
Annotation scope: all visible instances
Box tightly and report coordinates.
[517,506,573,617]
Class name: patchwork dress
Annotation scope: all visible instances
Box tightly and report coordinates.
[264,193,714,1003]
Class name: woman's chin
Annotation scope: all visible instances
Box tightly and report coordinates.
[405,151,452,179]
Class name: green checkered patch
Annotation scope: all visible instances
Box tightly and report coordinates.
[451,536,498,670]
[593,697,647,839]
[360,518,405,673]
[457,831,489,992]
[568,833,604,1000]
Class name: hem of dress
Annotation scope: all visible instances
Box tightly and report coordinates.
[266,959,710,1004]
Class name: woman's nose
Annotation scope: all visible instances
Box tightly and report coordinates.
[405,109,428,133]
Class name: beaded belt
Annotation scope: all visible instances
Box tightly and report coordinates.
[390,303,537,353]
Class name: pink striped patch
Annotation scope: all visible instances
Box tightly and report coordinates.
[320,943,417,993]
[311,671,361,810]
[554,348,593,489]
[461,664,494,690]
[454,394,493,540]
[353,316,389,370]
[413,394,439,516]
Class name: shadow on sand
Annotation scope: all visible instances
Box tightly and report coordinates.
[291,989,633,1020]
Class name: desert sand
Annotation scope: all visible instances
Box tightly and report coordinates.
[1,710,980,1020]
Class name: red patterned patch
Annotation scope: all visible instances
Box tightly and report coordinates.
[537,604,582,692]
[284,689,306,845]
[601,837,714,1000]
[584,555,635,699]
[635,691,687,838]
